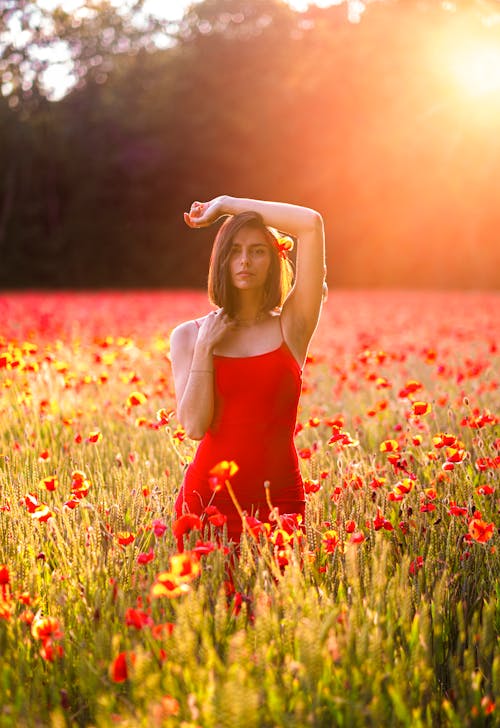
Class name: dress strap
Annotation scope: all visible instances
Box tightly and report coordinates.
[278,313,303,373]
[278,313,286,344]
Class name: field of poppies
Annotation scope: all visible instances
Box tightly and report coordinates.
[0,289,498,727]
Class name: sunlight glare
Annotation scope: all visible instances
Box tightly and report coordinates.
[449,41,500,96]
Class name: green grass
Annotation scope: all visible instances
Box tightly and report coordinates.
[0,291,498,727]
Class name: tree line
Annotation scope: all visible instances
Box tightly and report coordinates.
[1,0,499,289]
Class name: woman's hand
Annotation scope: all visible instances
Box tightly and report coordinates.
[195,309,234,353]
[184,196,227,228]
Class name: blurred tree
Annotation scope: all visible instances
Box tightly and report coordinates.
[0,0,499,289]
[0,0,163,114]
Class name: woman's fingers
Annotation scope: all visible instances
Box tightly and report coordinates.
[184,200,216,228]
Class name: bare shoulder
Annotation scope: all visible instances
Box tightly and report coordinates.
[170,320,197,352]
[170,315,209,361]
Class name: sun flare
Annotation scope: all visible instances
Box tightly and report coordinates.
[448,40,500,97]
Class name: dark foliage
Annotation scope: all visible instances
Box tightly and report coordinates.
[1,0,499,289]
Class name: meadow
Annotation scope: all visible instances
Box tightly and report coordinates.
[0,290,498,727]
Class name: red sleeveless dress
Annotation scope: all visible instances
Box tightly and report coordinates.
[174,338,305,542]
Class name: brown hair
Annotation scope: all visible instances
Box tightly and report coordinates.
[208,211,294,317]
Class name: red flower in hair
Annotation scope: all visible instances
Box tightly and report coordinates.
[276,235,294,259]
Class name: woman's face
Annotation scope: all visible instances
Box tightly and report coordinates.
[228,226,272,293]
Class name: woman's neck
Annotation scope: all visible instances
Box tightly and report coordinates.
[233,311,268,327]
[233,291,267,325]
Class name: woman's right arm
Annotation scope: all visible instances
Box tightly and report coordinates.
[170,312,233,440]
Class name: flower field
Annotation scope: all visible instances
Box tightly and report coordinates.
[0,289,498,727]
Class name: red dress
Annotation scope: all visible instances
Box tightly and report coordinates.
[174,339,305,542]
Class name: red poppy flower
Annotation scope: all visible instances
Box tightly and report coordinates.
[125,607,153,630]
[204,505,227,528]
[22,494,38,513]
[476,484,494,496]
[170,552,202,580]
[394,479,413,495]
[411,401,432,416]
[448,501,468,517]
[151,622,175,640]
[446,447,467,463]
[31,615,63,642]
[480,696,496,716]
[117,531,135,546]
[420,503,436,512]
[304,478,321,494]
[150,578,191,599]
[468,518,495,543]
[245,516,269,538]
[373,509,394,531]
[126,391,147,407]
[298,447,313,459]
[279,513,303,534]
[398,380,423,398]
[159,696,180,718]
[172,513,202,538]
[63,497,80,510]
[137,548,155,564]
[350,531,366,544]
[476,457,500,471]
[192,540,218,557]
[152,519,168,537]
[0,565,10,587]
[271,528,292,549]
[380,439,399,453]
[31,505,54,522]
[40,640,64,662]
[388,491,404,502]
[172,427,186,442]
[156,408,174,426]
[151,551,201,599]
[409,556,424,575]
[110,651,135,682]
[71,470,90,498]
[322,530,339,553]
[433,433,458,448]
[38,476,58,492]
[208,460,239,492]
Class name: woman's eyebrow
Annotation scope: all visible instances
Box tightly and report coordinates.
[231,242,266,248]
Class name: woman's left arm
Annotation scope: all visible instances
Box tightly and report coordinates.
[185,195,325,363]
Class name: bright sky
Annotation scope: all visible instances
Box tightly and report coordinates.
[146,0,338,19]
[31,0,348,99]
[5,1,500,103]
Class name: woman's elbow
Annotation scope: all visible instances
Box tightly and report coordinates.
[185,428,205,441]
[302,209,323,234]
[178,412,207,441]
[310,210,324,231]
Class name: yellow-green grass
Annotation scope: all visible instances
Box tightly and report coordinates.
[0,290,498,727]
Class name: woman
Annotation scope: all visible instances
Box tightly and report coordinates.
[170,195,325,543]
